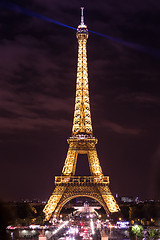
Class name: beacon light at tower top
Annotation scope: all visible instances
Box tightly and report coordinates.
[1,1,160,58]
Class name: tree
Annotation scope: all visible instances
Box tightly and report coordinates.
[0,201,13,240]
[129,227,136,240]
[147,228,160,240]
[131,225,144,240]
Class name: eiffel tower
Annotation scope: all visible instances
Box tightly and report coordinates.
[43,8,119,221]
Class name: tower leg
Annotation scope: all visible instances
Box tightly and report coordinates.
[98,185,119,212]
[62,144,77,176]
[43,185,67,221]
[88,148,103,176]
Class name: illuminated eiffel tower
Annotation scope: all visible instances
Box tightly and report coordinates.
[43,8,119,221]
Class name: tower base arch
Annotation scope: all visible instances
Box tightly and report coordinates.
[43,176,119,221]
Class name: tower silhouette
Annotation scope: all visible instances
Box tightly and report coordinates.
[43,8,119,221]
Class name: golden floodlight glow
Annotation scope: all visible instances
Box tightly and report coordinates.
[43,8,119,221]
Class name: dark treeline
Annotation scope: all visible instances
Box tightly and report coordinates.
[0,201,45,227]
[120,202,160,226]
[1,200,160,227]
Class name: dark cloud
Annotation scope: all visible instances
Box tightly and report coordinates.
[0,0,160,201]
[101,120,141,135]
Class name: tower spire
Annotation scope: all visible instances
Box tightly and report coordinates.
[81,7,84,25]
[72,8,92,136]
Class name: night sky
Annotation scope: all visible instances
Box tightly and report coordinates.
[0,0,160,202]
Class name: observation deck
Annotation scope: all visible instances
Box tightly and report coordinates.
[55,176,109,185]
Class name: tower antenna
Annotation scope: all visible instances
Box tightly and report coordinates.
[81,7,84,25]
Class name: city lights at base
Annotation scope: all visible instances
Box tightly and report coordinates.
[52,221,69,235]
[29,225,41,229]
[66,226,79,235]
[90,219,95,235]
[116,221,129,229]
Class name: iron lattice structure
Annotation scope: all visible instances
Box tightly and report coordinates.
[43,8,119,221]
